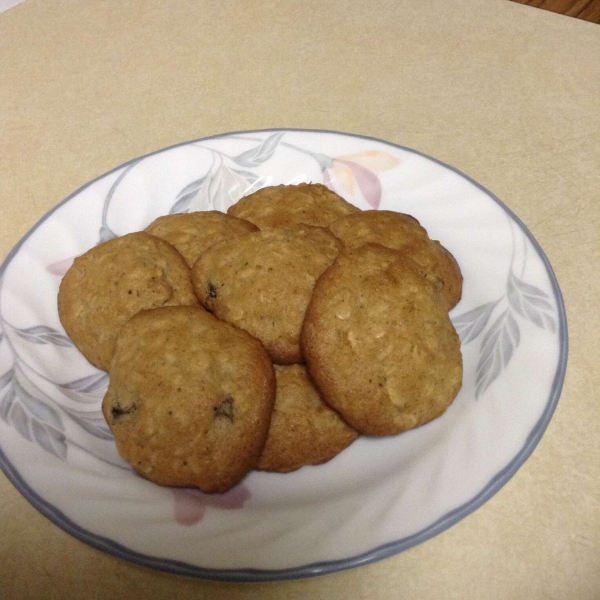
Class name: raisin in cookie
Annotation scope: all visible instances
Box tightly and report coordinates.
[58,232,198,371]
[329,210,462,310]
[227,183,359,230]
[256,364,359,473]
[192,226,342,364]
[301,244,463,436]
[102,306,276,493]
[145,210,258,267]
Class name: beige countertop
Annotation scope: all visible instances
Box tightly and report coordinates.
[1,1,599,598]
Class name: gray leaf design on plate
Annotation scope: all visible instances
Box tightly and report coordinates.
[231,168,261,184]
[14,326,73,348]
[65,411,113,440]
[58,374,112,438]
[15,379,64,431]
[185,161,256,212]
[98,224,118,243]
[0,368,13,391]
[232,132,285,167]
[30,419,68,459]
[170,176,207,214]
[476,309,520,399]
[97,160,140,243]
[1,379,66,459]
[507,271,556,333]
[9,401,30,439]
[0,381,16,420]
[59,373,109,396]
[452,300,499,343]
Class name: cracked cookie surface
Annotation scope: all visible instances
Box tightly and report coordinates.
[301,244,463,436]
[102,306,276,493]
[58,232,198,371]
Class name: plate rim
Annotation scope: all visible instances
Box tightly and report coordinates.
[0,128,569,582]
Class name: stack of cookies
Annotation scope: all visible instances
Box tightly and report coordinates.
[58,183,463,493]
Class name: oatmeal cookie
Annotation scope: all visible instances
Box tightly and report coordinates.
[192,226,342,364]
[227,183,359,229]
[145,210,258,267]
[256,364,359,473]
[102,306,276,493]
[58,232,198,371]
[301,243,463,436]
[329,210,462,310]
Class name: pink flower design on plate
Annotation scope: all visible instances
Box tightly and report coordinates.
[173,484,251,526]
[323,150,400,209]
[46,257,75,277]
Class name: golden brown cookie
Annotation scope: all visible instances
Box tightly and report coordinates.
[301,244,463,436]
[145,210,258,267]
[102,306,276,493]
[256,364,360,473]
[58,232,198,371]
[227,183,359,230]
[192,226,342,364]
[329,210,463,310]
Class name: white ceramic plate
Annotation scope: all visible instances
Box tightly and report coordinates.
[0,130,567,581]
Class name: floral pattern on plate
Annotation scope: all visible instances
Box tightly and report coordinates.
[0,129,567,581]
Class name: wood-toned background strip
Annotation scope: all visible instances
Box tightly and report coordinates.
[510,0,600,23]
